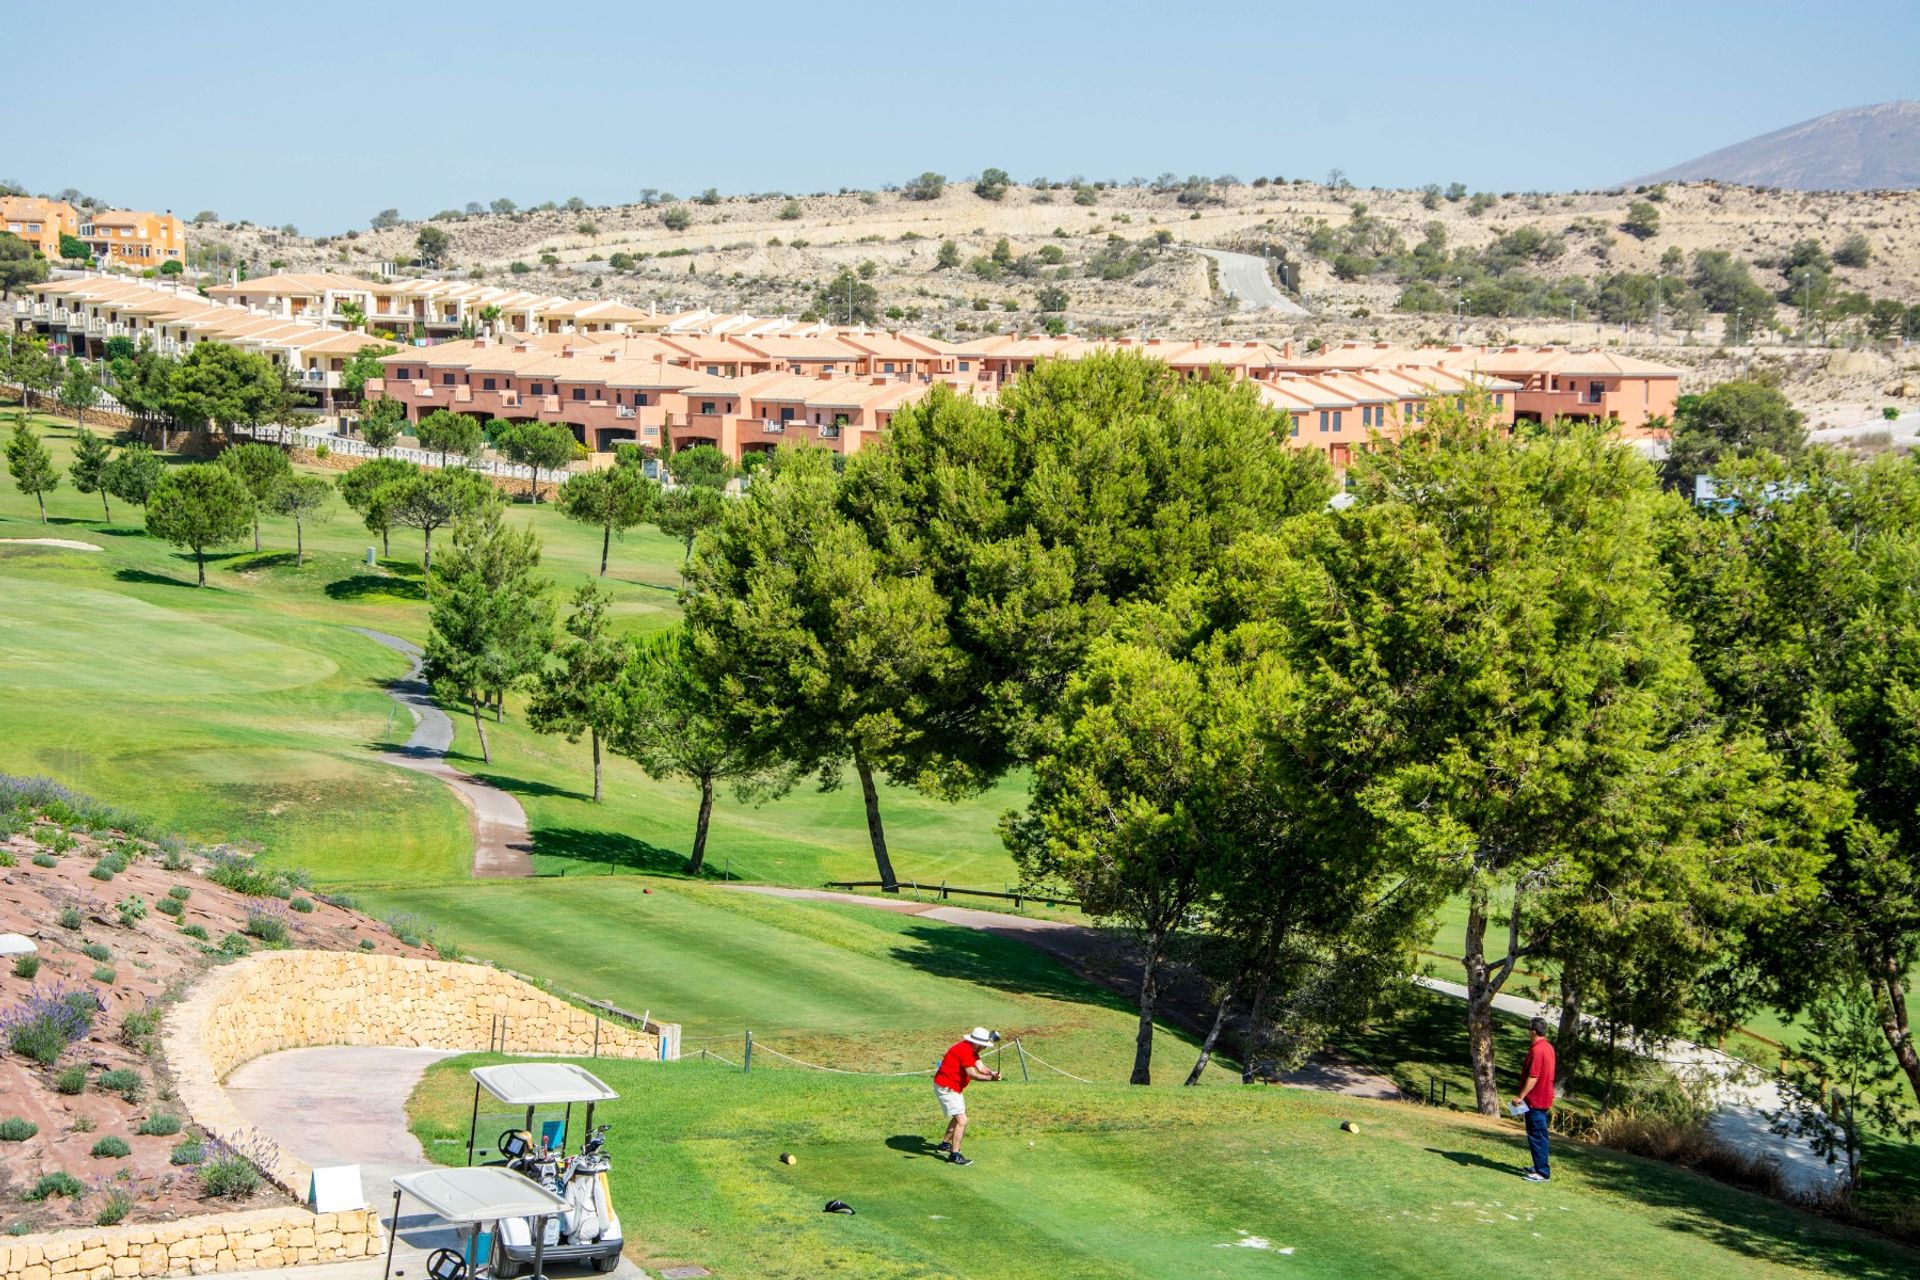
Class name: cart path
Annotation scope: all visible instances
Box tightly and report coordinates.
[225,1047,649,1277]
[226,1046,456,1254]
[349,627,533,878]
[730,885,1402,1098]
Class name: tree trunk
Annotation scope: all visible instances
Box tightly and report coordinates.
[295,518,305,566]
[1872,952,1920,1108]
[36,492,46,523]
[600,523,611,576]
[381,528,390,557]
[99,488,111,522]
[1185,983,1235,1086]
[1462,887,1501,1116]
[1131,930,1165,1085]
[422,526,433,579]
[589,728,602,803]
[253,517,261,552]
[470,696,492,765]
[1554,971,1583,1096]
[194,547,206,586]
[689,772,715,876]
[853,754,900,891]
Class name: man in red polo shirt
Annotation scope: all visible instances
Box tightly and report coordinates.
[1514,1016,1556,1182]
[932,1026,1000,1166]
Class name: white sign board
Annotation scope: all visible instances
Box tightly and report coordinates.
[309,1165,365,1213]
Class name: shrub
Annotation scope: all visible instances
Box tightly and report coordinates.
[289,896,314,914]
[136,1113,182,1137]
[120,1005,161,1045]
[0,1117,37,1141]
[167,885,191,901]
[159,847,191,872]
[198,1145,262,1198]
[95,1189,133,1226]
[203,849,287,897]
[0,849,12,867]
[91,966,115,984]
[97,1068,142,1101]
[58,907,82,930]
[91,1136,131,1158]
[2,985,95,1064]
[54,1065,88,1094]
[778,200,801,221]
[243,911,288,944]
[218,932,250,956]
[32,853,56,868]
[25,1172,85,1201]
[89,862,116,882]
[180,925,208,941]
[11,955,38,979]
[170,1139,205,1166]
[384,912,429,947]
[117,896,147,926]
[357,938,376,951]
[82,943,111,962]
[156,897,183,918]
[70,1114,94,1133]
[660,205,691,231]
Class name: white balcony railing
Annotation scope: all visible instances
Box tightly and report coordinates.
[616,405,636,419]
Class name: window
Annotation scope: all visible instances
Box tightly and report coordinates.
[1289,418,1299,438]
[636,392,648,406]
[1318,411,1329,433]
[958,360,970,371]
[882,362,895,373]
[483,378,496,391]
[705,365,718,375]
[572,387,585,401]
[1494,393,1503,408]
[1332,411,1343,433]
[701,401,716,415]
[779,406,795,422]
[531,382,544,395]
[442,373,454,386]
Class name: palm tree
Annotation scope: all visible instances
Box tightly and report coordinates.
[338,300,367,333]
[479,304,503,339]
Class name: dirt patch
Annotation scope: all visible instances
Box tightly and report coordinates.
[0,818,432,1233]
[0,539,102,552]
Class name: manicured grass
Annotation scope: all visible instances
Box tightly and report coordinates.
[367,877,1155,1077]
[409,1052,1917,1280]
[1,410,1031,892]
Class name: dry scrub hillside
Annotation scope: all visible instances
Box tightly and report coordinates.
[211,179,1919,324]
[0,783,432,1233]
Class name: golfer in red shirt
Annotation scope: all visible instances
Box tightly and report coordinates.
[1514,1016,1556,1182]
[932,1026,1000,1166]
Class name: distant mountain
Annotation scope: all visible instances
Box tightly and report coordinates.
[1635,101,1920,191]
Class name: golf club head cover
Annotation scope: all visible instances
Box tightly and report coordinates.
[822,1200,856,1215]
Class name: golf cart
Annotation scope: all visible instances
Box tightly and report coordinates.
[464,1063,624,1277]
[383,1167,568,1280]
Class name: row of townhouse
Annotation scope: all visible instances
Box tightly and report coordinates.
[0,198,185,267]
[363,329,1679,473]
[12,276,391,400]
[364,333,992,459]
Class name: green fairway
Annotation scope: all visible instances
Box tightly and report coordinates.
[0,410,1029,892]
[408,1053,1915,1280]
[367,877,1149,1075]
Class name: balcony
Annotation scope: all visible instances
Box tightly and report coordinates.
[762,421,786,434]
[616,405,637,419]
[820,425,842,439]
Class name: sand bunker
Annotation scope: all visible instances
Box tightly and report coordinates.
[0,537,102,551]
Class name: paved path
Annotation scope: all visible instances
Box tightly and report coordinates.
[1413,976,1839,1197]
[1189,247,1310,316]
[733,885,1400,1098]
[350,628,533,878]
[225,1047,648,1278]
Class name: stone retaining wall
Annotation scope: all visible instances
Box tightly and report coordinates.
[0,1207,384,1280]
[163,950,663,1195]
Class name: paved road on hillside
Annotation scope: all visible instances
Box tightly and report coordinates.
[349,627,533,878]
[1189,247,1310,316]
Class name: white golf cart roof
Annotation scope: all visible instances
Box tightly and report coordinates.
[470,1062,620,1106]
[391,1168,567,1223]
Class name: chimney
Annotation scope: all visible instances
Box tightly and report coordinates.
[1282,341,1294,360]
[817,369,833,381]
[560,346,575,358]
[870,375,887,386]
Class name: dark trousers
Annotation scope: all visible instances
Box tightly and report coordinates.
[1525,1107,1551,1178]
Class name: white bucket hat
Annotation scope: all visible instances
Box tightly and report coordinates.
[965,1026,999,1047]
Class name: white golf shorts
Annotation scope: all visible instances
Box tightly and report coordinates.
[934,1085,967,1118]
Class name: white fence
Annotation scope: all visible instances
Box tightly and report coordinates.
[235,420,548,483]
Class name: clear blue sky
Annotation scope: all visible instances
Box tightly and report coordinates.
[9,0,1915,234]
